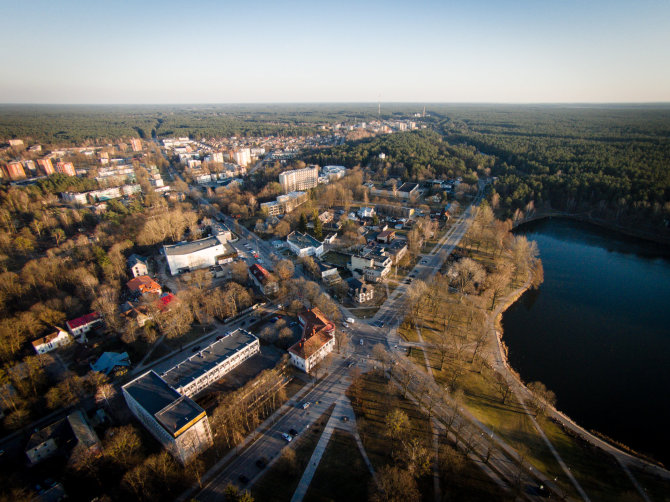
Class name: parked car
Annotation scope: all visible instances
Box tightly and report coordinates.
[191,345,201,352]
[281,433,293,442]
[301,401,311,409]
[289,428,299,436]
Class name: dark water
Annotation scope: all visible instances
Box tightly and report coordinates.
[502,218,670,464]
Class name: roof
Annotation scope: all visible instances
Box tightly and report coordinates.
[123,371,205,438]
[377,230,395,239]
[31,328,69,349]
[289,330,332,360]
[128,254,147,267]
[126,275,161,293]
[249,263,271,284]
[163,236,222,256]
[66,312,101,330]
[398,182,418,192]
[297,307,335,337]
[91,352,131,375]
[156,293,177,311]
[66,410,100,450]
[26,420,65,450]
[287,231,322,249]
[347,277,365,290]
[161,329,258,390]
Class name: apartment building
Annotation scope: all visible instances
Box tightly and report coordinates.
[278,165,318,193]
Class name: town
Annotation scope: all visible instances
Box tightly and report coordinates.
[0,107,668,502]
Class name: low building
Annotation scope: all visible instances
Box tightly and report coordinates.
[357,206,375,219]
[120,302,152,328]
[286,231,324,258]
[161,329,260,397]
[396,182,419,199]
[31,328,72,354]
[66,409,102,456]
[128,254,148,277]
[91,352,131,376]
[386,239,408,264]
[126,275,162,297]
[317,261,342,286]
[164,236,227,275]
[248,263,278,295]
[25,422,61,465]
[288,308,336,373]
[377,230,396,243]
[347,278,374,303]
[122,371,213,465]
[349,246,392,283]
[66,312,102,342]
[261,191,307,216]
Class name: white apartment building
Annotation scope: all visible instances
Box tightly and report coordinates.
[161,330,260,397]
[232,148,251,167]
[278,165,319,193]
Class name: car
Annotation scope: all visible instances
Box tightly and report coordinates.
[359,339,364,345]
[216,335,223,341]
[281,433,293,442]
[301,401,311,409]
[346,317,355,324]
[421,259,428,264]
[256,457,268,469]
[238,474,249,484]
[289,428,299,436]
[347,361,356,368]
[191,345,201,352]
[342,322,349,328]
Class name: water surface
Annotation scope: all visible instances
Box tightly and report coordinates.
[502,218,670,464]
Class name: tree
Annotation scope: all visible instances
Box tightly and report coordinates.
[104,425,143,468]
[494,373,512,404]
[370,465,420,502]
[298,213,308,233]
[385,408,410,453]
[334,328,350,354]
[527,381,557,416]
[397,437,432,478]
[275,259,295,281]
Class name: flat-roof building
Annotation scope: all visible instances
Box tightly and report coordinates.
[286,231,324,258]
[163,236,228,275]
[279,165,318,193]
[122,371,213,465]
[161,329,260,397]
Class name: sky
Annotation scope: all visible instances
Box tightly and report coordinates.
[2,0,669,104]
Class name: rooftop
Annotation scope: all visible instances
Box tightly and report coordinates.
[126,275,161,292]
[288,330,332,360]
[287,231,322,249]
[123,371,205,438]
[161,329,258,391]
[397,182,418,193]
[164,236,221,256]
[66,312,101,330]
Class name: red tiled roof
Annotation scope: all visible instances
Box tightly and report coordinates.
[289,330,332,360]
[289,307,335,361]
[126,275,162,294]
[156,293,177,312]
[66,312,101,330]
[249,263,270,284]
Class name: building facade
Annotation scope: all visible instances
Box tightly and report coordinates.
[66,312,102,342]
[288,308,336,373]
[122,371,213,465]
[286,231,324,258]
[31,328,72,354]
[37,158,55,176]
[56,162,76,176]
[278,165,318,193]
[128,254,148,277]
[164,236,226,275]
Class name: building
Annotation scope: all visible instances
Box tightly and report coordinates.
[377,230,396,243]
[56,162,76,176]
[128,254,148,277]
[317,261,342,286]
[4,161,26,180]
[347,278,374,303]
[126,275,162,297]
[90,351,131,376]
[61,191,88,205]
[396,182,419,199]
[248,263,278,295]
[164,236,227,275]
[8,139,24,147]
[386,239,408,264]
[349,246,392,283]
[66,409,102,456]
[278,165,318,193]
[261,191,308,216]
[25,422,60,465]
[37,158,55,176]
[286,231,324,258]
[288,308,336,373]
[162,329,260,397]
[130,138,142,152]
[232,148,251,167]
[66,312,102,342]
[357,206,375,219]
[322,165,346,181]
[31,328,72,355]
[122,371,213,464]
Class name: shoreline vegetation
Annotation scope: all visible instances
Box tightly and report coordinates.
[398,203,670,499]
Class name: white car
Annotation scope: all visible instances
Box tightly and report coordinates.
[359,339,364,346]
[281,433,293,442]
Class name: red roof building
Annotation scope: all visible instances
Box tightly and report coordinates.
[288,307,335,373]
[66,312,102,342]
[126,275,162,296]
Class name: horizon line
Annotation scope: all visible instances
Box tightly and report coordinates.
[2,101,670,107]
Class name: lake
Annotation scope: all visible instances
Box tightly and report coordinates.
[501,218,670,465]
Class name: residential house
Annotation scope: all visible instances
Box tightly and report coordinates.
[349,246,392,283]
[126,275,162,297]
[66,312,102,342]
[317,261,342,286]
[385,239,408,265]
[377,230,396,243]
[357,206,375,219]
[128,254,148,277]
[288,308,336,373]
[91,352,131,376]
[31,328,72,354]
[347,278,374,303]
[248,263,278,295]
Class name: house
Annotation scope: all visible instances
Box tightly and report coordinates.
[288,308,336,373]
[318,211,334,224]
[349,246,392,283]
[248,263,278,295]
[66,312,102,342]
[25,422,61,465]
[357,206,375,219]
[286,231,324,258]
[128,254,148,277]
[347,278,374,303]
[317,261,342,286]
[323,232,337,245]
[377,230,396,243]
[91,352,131,376]
[156,293,178,312]
[31,328,72,355]
[120,302,152,327]
[126,275,162,297]
[66,409,102,456]
[386,239,408,264]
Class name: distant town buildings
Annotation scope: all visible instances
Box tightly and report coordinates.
[130,138,142,152]
[37,158,55,175]
[122,371,213,465]
[279,165,319,193]
[3,161,26,180]
[56,161,76,176]
[231,148,251,167]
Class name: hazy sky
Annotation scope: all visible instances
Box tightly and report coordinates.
[2,0,669,103]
